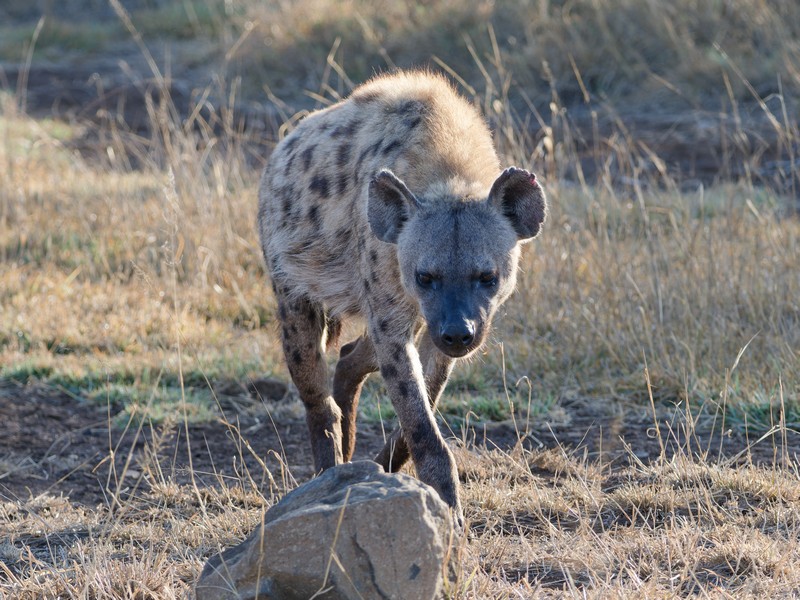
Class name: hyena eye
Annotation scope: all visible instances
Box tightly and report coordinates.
[478,272,498,287]
[416,272,436,288]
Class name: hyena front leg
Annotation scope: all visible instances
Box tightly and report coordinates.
[370,320,462,516]
[274,287,343,472]
[332,334,378,462]
[375,328,455,472]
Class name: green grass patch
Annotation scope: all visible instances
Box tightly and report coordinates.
[0,19,118,60]
[0,352,277,426]
[706,384,800,433]
[357,369,559,427]
[111,384,218,427]
[131,0,232,40]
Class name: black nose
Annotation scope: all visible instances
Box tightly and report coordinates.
[440,321,475,350]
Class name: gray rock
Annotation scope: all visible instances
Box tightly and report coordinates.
[196,461,456,600]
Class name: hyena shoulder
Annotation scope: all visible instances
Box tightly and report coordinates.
[258,71,505,318]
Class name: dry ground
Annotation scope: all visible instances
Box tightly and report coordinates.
[1,0,800,597]
[3,379,800,598]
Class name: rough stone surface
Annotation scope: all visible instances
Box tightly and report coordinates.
[196,461,455,600]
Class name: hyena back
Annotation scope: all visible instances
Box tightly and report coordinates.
[258,71,546,519]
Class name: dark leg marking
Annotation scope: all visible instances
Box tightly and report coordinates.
[375,329,455,473]
[273,289,342,471]
[370,328,462,517]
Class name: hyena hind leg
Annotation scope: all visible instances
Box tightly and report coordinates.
[332,334,379,462]
[274,288,343,471]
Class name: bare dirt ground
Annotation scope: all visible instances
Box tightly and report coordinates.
[2,379,796,510]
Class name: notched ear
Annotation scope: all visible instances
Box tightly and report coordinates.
[488,167,547,241]
[367,169,419,244]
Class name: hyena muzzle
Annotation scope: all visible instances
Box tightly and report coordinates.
[257,71,547,522]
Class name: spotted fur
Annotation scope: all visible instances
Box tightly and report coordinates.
[258,70,547,521]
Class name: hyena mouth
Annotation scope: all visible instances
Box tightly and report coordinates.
[442,346,475,359]
[435,337,483,359]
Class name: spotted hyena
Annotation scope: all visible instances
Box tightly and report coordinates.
[258,71,546,520]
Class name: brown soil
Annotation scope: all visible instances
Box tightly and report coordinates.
[1,379,796,508]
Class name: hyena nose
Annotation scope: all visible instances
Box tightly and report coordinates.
[440,321,475,349]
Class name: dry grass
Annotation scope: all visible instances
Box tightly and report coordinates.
[235,0,800,108]
[3,67,797,427]
[1,0,799,597]
[455,443,800,598]
[4,430,800,597]
[1,460,268,598]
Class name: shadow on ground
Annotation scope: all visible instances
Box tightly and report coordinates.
[1,379,796,508]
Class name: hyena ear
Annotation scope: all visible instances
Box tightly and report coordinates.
[368,169,419,244]
[488,167,547,241]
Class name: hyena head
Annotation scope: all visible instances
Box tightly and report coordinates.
[368,167,547,358]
